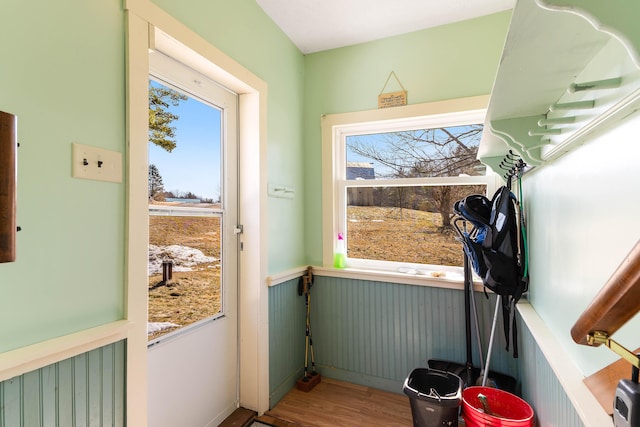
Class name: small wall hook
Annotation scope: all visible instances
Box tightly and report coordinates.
[549,100,595,112]
[568,77,622,94]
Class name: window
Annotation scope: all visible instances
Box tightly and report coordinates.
[322,97,498,274]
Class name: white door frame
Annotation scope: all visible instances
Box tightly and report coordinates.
[124,1,269,424]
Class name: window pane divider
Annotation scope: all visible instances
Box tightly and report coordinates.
[343,175,493,188]
[148,205,223,217]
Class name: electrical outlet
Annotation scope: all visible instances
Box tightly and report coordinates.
[72,143,123,183]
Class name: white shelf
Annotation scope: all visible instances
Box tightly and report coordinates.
[479,0,640,175]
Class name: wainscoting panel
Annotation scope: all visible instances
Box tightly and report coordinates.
[268,278,307,406]
[518,317,583,427]
[309,276,520,394]
[0,340,125,427]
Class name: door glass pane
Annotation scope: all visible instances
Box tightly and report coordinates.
[148,80,223,341]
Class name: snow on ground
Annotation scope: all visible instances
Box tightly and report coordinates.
[147,244,218,334]
[148,244,219,275]
[148,322,181,335]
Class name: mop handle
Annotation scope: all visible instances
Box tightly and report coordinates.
[482,295,501,387]
[308,293,317,373]
[303,293,310,375]
[469,278,484,368]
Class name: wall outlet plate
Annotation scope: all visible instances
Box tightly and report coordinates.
[72,143,122,183]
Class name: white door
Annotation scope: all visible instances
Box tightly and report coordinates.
[146,50,239,427]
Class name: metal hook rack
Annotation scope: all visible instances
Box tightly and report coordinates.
[498,150,528,184]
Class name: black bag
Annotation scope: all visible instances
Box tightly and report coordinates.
[455,186,528,357]
[454,195,491,279]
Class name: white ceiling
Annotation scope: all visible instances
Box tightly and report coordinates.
[256,0,515,54]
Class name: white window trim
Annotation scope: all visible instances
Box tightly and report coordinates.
[321,95,501,274]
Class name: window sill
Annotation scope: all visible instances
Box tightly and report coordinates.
[314,265,485,291]
[267,264,484,292]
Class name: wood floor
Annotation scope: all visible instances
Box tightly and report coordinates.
[255,377,414,427]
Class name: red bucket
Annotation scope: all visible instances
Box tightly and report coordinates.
[462,386,534,427]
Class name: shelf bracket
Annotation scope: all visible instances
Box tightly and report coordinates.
[587,331,640,369]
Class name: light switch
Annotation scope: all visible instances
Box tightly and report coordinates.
[72,143,122,183]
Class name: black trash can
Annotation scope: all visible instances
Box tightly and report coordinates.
[403,368,462,427]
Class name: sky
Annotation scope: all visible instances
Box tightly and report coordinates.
[149,81,222,201]
[346,134,390,177]
[346,125,483,178]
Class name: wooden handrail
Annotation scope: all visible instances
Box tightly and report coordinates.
[571,240,640,346]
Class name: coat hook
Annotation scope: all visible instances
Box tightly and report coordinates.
[538,116,576,126]
[549,100,595,112]
[568,77,622,94]
[529,128,562,136]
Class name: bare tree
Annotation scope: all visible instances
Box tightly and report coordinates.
[347,125,484,230]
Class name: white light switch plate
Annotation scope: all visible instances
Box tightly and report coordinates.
[72,143,123,183]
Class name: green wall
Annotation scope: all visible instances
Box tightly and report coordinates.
[0,0,126,353]
[0,0,306,351]
[302,11,512,264]
[524,111,640,375]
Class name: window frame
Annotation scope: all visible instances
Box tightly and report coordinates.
[321,96,500,273]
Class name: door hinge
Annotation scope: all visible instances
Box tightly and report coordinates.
[234,225,244,235]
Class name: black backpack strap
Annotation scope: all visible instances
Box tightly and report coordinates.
[512,302,519,358]
[501,297,519,358]
[501,296,511,353]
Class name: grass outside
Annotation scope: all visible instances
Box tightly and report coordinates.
[148,215,221,341]
[347,206,464,267]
